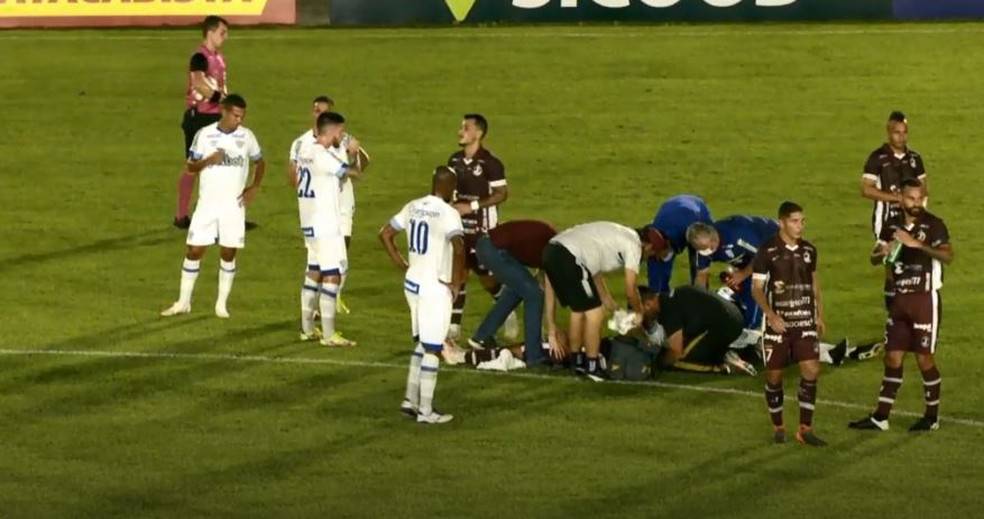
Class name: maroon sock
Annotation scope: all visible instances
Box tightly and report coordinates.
[765,382,784,428]
[176,173,196,219]
[874,365,903,421]
[798,378,817,427]
[921,366,941,420]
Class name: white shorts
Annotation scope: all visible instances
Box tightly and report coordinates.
[339,213,353,238]
[187,203,245,249]
[305,233,348,275]
[404,278,452,351]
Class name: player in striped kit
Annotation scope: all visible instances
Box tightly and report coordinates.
[295,112,360,347]
[379,167,465,424]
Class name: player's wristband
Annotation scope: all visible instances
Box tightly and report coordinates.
[208,90,222,103]
[470,200,480,212]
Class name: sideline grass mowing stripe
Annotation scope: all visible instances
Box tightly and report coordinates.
[2,347,981,429]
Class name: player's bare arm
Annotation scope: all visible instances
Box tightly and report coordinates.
[543,276,568,360]
[190,70,223,101]
[812,271,825,337]
[187,149,224,174]
[239,158,265,207]
[624,269,643,320]
[378,224,408,271]
[660,330,685,367]
[449,236,466,301]
[896,230,954,264]
[288,161,299,188]
[752,277,786,334]
[861,178,902,203]
[694,268,710,288]
[593,274,616,311]
[454,185,508,216]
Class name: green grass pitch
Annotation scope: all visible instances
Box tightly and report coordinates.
[0,23,982,518]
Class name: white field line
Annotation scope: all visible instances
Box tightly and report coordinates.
[1,347,982,429]
[0,25,983,41]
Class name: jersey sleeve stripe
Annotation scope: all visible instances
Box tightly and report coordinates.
[489,179,508,188]
[447,230,464,239]
[389,217,404,231]
[752,273,768,281]
[862,173,878,181]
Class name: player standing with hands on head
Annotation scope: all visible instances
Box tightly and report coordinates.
[750,201,826,447]
[379,167,465,425]
[446,114,518,342]
[161,94,265,318]
[295,112,360,347]
[850,180,952,433]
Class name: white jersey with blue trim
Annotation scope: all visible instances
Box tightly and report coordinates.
[189,122,262,206]
[390,195,464,286]
[296,139,348,238]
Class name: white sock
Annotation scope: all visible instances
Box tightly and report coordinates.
[404,344,425,407]
[217,260,236,308]
[300,277,320,334]
[419,352,440,415]
[178,258,200,306]
[319,281,339,337]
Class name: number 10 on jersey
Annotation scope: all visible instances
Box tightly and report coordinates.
[408,219,429,255]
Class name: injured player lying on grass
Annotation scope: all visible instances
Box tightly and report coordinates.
[443,283,877,377]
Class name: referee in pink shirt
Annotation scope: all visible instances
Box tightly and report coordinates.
[174,16,254,230]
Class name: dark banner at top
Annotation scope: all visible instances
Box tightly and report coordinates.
[894,0,984,19]
[329,0,894,26]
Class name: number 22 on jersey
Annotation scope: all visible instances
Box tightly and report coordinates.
[297,167,315,198]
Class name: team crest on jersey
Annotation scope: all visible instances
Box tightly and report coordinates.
[472,164,483,177]
[909,157,917,169]
[236,139,245,149]
[802,251,812,264]
[916,230,927,242]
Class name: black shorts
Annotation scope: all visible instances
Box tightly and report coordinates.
[680,315,743,365]
[181,108,221,158]
[542,243,600,312]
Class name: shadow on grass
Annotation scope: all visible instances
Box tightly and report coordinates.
[0,228,174,274]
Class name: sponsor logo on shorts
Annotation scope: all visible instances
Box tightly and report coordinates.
[764,333,783,342]
[802,330,818,338]
[913,322,933,332]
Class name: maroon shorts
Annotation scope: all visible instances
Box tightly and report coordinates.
[886,291,941,354]
[464,233,491,276]
[762,327,819,370]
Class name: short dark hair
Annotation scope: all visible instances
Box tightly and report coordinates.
[313,95,334,106]
[889,111,907,124]
[638,285,657,302]
[316,111,345,132]
[778,201,803,219]
[202,16,229,37]
[902,178,924,191]
[222,94,246,110]
[464,113,488,138]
